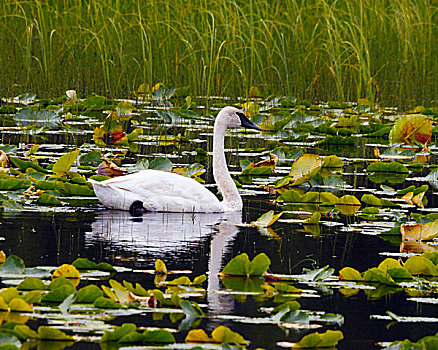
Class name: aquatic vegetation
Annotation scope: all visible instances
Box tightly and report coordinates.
[0,90,438,348]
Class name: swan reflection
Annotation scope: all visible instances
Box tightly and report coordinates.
[86,210,241,290]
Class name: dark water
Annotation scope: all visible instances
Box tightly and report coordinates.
[0,104,437,349]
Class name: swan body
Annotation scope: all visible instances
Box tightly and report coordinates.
[89,106,261,213]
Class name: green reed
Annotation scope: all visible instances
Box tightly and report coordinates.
[0,0,437,107]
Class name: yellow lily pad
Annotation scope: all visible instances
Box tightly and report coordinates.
[389,114,432,145]
[288,154,323,186]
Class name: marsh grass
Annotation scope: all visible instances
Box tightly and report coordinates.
[1,0,437,106]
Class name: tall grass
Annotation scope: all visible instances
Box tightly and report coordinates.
[0,0,437,106]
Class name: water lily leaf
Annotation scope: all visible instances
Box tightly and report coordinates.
[303,212,321,224]
[167,276,191,286]
[123,281,149,297]
[37,326,74,341]
[154,259,167,275]
[279,310,310,324]
[14,324,39,339]
[42,284,75,303]
[149,157,172,172]
[192,274,207,285]
[101,323,137,342]
[185,329,213,343]
[93,296,123,309]
[0,177,31,190]
[274,283,301,293]
[335,195,361,215]
[142,329,176,343]
[8,298,32,312]
[14,108,61,128]
[401,221,438,241]
[119,332,144,344]
[71,258,98,270]
[322,155,344,168]
[109,280,133,305]
[37,193,63,206]
[221,253,270,277]
[0,256,25,274]
[52,149,80,176]
[79,150,102,167]
[273,301,301,313]
[302,265,334,281]
[17,277,47,291]
[75,285,103,303]
[211,326,246,345]
[292,330,344,349]
[48,277,75,291]
[404,256,438,276]
[363,268,398,286]
[387,267,413,280]
[21,290,43,304]
[0,288,19,304]
[52,264,80,280]
[0,296,9,311]
[378,258,403,271]
[0,333,21,348]
[389,114,432,145]
[251,211,283,227]
[367,161,409,174]
[57,182,94,196]
[288,154,323,186]
[2,199,24,211]
[339,267,363,281]
[180,300,203,318]
[172,163,206,177]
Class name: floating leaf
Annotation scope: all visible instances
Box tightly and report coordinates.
[404,256,438,276]
[17,277,47,291]
[288,154,323,186]
[0,256,25,274]
[401,221,438,241]
[75,285,103,304]
[101,323,137,342]
[292,330,344,349]
[9,298,33,312]
[367,161,409,174]
[221,253,271,277]
[303,212,321,224]
[363,268,398,286]
[142,329,176,343]
[339,268,362,281]
[389,114,432,145]
[52,264,80,280]
[251,211,283,227]
[149,157,172,172]
[322,155,344,168]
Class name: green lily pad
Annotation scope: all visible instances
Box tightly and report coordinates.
[52,149,80,176]
[292,330,344,349]
[221,253,271,277]
[143,329,176,343]
[75,285,103,304]
[0,256,25,274]
[101,323,137,342]
[149,157,172,172]
[17,277,47,291]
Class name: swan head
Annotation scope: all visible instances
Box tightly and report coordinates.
[216,106,261,131]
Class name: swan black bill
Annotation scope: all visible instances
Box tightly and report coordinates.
[129,200,145,217]
[237,111,262,131]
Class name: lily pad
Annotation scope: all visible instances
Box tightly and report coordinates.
[291,330,343,349]
[221,253,271,277]
[389,114,432,145]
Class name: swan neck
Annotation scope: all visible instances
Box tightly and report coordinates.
[213,122,242,211]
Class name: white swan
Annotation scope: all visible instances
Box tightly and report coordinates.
[89,106,261,214]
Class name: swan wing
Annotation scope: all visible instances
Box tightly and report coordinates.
[90,170,224,212]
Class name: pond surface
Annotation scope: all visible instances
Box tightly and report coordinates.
[0,95,437,349]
